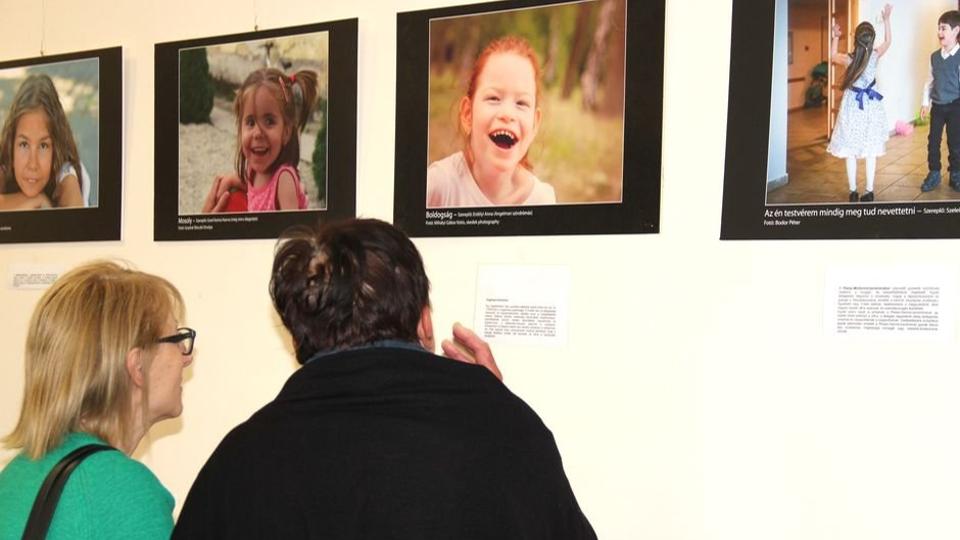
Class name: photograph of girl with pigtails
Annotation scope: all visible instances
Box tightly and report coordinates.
[722,0,960,240]
[395,0,664,237]
[154,20,357,241]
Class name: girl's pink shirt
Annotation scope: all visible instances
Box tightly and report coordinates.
[245,164,308,211]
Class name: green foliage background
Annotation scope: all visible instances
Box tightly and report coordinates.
[179,48,215,124]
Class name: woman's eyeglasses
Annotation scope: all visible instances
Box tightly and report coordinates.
[157,327,196,355]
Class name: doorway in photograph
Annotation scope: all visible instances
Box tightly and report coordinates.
[775,0,854,202]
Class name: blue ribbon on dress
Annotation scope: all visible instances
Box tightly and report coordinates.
[851,79,883,110]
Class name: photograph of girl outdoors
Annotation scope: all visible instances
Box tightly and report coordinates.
[770,0,960,205]
[176,31,328,215]
[426,0,626,208]
[0,59,98,212]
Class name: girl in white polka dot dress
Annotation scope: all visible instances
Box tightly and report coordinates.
[826,4,892,203]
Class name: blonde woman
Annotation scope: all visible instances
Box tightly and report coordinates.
[0,261,195,539]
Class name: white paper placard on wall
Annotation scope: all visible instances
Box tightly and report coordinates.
[474,264,570,347]
[824,265,957,340]
[7,263,65,290]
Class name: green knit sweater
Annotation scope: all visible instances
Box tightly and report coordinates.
[0,432,174,539]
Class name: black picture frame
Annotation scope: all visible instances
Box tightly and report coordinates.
[394,0,664,237]
[154,19,357,241]
[0,47,121,244]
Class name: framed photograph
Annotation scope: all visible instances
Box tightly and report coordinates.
[394,0,664,237]
[721,0,960,239]
[154,19,357,241]
[0,47,121,244]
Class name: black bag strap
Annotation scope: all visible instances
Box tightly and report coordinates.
[22,443,115,540]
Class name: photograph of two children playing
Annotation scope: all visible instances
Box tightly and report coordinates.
[778,2,960,206]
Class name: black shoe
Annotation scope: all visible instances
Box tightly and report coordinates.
[860,191,874,202]
[922,170,942,192]
[849,191,859,202]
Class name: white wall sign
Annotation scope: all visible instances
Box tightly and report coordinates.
[475,264,570,346]
[824,265,957,339]
[7,263,64,290]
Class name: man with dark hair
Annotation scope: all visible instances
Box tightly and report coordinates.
[173,219,595,539]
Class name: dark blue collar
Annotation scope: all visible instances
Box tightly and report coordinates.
[304,340,425,364]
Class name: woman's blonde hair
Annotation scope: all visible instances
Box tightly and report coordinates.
[3,261,183,459]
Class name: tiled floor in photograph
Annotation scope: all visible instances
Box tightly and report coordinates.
[769,106,959,204]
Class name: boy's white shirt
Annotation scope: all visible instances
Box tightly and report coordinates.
[922,43,960,107]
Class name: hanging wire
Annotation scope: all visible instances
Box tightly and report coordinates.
[40,0,46,55]
[253,0,259,31]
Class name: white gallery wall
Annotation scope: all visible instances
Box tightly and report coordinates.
[2,1,960,539]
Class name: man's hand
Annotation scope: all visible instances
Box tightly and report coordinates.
[922,106,930,121]
[441,322,503,381]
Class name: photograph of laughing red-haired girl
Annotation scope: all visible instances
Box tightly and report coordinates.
[426,2,627,209]
[396,0,663,237]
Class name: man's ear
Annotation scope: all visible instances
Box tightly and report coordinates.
[126,348,145,388]
[417,305,435,353]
